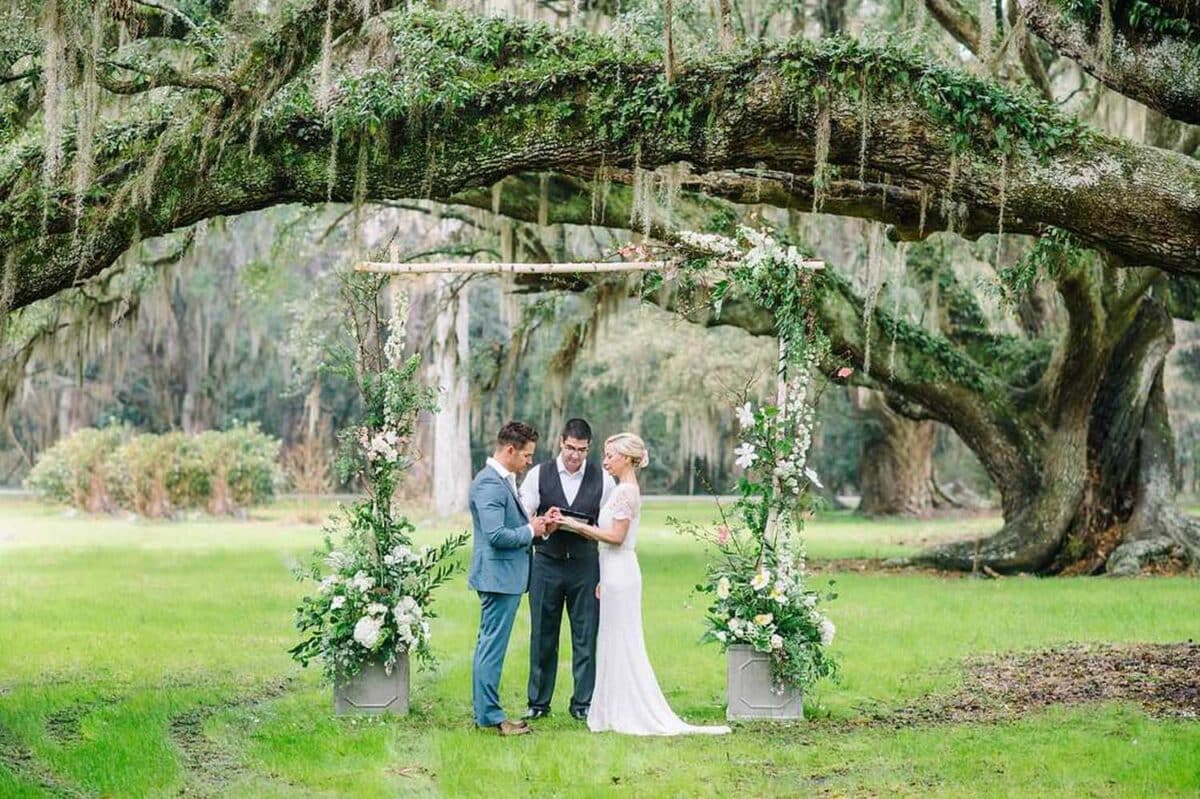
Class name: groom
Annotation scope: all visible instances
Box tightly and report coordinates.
[467,421,558,736]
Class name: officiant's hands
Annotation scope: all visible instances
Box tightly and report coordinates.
[545,507,563,532]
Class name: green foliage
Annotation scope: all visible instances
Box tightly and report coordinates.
[996,227,1093,306]
[673,368,841,692]
[104,431,211,516]
[669,227,838,691]
[26,425,280,517]
[196,422,282,512]
[291,273,467,683]
[777,35,1087,159]
[1061,0,1200,47]
[24,425,128,510]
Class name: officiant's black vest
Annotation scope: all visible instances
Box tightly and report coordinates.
[535,460,603,560]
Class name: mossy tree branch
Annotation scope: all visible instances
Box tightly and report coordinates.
[3,8,1200,313]
[1021,0,1200,124]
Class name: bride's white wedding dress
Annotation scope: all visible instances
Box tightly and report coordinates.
[587,483,731,736]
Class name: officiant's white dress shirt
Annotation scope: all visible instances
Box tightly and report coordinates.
[519,455,615,518]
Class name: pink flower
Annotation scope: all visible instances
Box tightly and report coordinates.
[716,525,730,545]
[836,366,854,379]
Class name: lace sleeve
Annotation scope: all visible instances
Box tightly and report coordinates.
[609,484,639,521]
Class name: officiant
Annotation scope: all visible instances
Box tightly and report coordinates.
[518,417,615,721]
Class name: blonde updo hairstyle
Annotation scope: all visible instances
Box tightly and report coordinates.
[606,432,650,470]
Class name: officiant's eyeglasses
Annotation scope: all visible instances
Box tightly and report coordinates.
[562,443,589,455]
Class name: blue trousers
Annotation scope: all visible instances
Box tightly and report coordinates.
[472,591,523,727]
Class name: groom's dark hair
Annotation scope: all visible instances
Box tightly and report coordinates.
[561,418,592,442]
[497,420,539,448]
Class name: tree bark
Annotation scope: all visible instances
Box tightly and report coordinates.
[1021,0,1200,124]
[431,275,472,516]
[854,389,937,517]
[6,10,1200,312]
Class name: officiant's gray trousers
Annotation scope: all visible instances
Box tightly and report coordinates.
[527,550,600,714]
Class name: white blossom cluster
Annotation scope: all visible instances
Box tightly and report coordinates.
[678,227,822,274]
[731,348,821,498]
[356,427,403,465]
[737,226,820,277]
[709,552,834,651]
[383,290,409,370]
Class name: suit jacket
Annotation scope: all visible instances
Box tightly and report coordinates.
[467,464,534,594]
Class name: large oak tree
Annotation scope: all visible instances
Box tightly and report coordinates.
[2,0,1198,573]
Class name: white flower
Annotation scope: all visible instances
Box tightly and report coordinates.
[349,571,375,593]
[367,602,388,616]
[802,594,817,609]
[715,631,727,643]
[735,402,755,430]
[819,617,836,647]
[353,615,384,649]
[325,551,350,570]
[393,596,423,626]
[395,622,414,645]
[678,230,740,258]
[367,431,400,464]
[753,613,774,627]
[330,595,346,610]
[751,569,771,591]
[419,620,430,639]
[774,460,796,479]
[383,554,397,566]
[770,634,784,650]
[318,575,339,594]
[389,544,414,563]
[804,467,824,489]
[770,584,787,605]
[734,443,758,470]
[716,576,731,600]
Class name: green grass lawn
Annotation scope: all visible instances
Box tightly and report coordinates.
[0,495,1196,797]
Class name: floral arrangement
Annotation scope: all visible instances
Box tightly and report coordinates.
[290,277,468,683]
[672,228,839,693]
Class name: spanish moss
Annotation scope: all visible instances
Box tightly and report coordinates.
[811,92,831,213]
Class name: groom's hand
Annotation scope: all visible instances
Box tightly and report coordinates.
[530,516,549,538]
[545,507,563,532]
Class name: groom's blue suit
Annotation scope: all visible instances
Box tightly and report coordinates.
[468,461,535,727]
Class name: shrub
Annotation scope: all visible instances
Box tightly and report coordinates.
[25,426,128,511]
[29,425,282,518]
[197,423,282,514]
[105,432,209,517]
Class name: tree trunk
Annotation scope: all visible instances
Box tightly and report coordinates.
[912,291,1200,574]
[854,389,936,516]
[431,276,472,516]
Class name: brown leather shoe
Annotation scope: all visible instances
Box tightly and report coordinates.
[495,719,530,736]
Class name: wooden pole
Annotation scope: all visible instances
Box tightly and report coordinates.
[761,333,787,553]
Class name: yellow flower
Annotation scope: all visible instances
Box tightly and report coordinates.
[716,576,731,599]
[750,569,771,591]
[753,613,774,627]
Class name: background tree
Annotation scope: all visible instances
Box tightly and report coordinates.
[1,0,1198,573]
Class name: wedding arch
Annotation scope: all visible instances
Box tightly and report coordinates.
[356,246,824,545]
[293,232,836,719]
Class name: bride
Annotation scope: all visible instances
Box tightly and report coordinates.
[552,432,730,736]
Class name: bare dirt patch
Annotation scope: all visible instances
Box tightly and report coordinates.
[169,678,295,798]
[857,643,1200,728]
[0,720,87,798]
